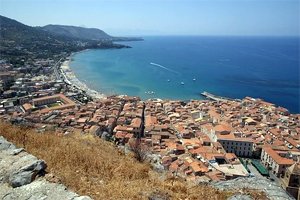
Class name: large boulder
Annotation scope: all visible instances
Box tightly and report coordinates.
[9,160,47,188]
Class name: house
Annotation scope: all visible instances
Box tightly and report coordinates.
[22,103,33,113]
[279,163,300,200]
[261,147,294,177]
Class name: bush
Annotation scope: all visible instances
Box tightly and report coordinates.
[128,139,150,163]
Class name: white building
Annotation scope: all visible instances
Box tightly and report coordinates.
[261,147,294,177]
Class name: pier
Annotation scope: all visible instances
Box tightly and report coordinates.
[201,91,240,102]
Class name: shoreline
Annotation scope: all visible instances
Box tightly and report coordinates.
[60,57,107,100]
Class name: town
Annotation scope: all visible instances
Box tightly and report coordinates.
[0,55,299,199]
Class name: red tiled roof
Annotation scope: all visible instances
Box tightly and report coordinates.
[263,147,294,165]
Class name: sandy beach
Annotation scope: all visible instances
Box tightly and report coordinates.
[60,59,107,100]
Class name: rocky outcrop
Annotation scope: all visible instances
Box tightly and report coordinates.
[0,136,91,200]
[9,159,47,188]
[211,177,295,200]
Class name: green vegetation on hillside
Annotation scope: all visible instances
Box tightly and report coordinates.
[0,15,132,62]
[40,25,143,42]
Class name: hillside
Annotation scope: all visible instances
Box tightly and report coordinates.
[40,25,113,40]
[40,24,143,42]
[0,15,132,61]
[0,15,79,58]
[0,122,268,199]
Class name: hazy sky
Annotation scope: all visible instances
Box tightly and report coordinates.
[0,0,299,36]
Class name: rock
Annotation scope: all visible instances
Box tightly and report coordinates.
[101,131,110,141]
[11,148,25,155]
[0,180,92,200]
[0,137,16,151]
[14,155,37,166]
[195,177,210,184]
[9,160,47,188]
[211,177,294,200]
[227,194,252,200]
[151,162,165,173]
[73,196,93,200]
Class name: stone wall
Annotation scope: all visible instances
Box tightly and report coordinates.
[0,136,91,200]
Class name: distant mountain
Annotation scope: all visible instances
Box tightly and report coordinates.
[40,25,114,41]
[0,15,73,42]
[40,24,143,42]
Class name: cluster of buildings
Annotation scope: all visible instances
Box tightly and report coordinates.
[0,60,299,199]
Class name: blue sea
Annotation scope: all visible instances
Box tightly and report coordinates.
[69,36,300,113]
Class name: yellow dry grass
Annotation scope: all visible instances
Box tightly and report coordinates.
[0,122,267,199]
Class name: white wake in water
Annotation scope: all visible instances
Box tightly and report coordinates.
[150,62,180,75]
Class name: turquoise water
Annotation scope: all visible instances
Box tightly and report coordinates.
[70,36,300,113]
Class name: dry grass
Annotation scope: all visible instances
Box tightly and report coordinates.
[0,122,267,199]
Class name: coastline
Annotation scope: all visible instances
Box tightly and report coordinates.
[60,57,107,100]
[58,36,299,113]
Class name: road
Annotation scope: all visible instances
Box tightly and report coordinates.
[53,57,63,80]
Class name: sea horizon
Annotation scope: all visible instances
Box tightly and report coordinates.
[69,35,300,113]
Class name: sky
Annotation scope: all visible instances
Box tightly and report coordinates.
[0,0,299,36]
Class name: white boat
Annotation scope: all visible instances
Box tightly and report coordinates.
[145,91,155,95]
[167,79,170,82]
[181,82,184,85]
[193,78,196,81]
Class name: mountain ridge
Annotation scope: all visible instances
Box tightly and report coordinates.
[39,24,143,41]
[39,24,113,41]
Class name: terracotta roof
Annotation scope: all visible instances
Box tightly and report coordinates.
[286,138,298,148]
[190,162,201,172]
[263,147,294,165]
[22,103,33,111]
[131,118,142,128]
[214,124,232,133]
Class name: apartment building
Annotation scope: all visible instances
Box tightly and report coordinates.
[218,138,253,157]
[261,147,294,177]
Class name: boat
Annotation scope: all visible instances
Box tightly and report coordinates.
[145,91,155,95]
[181,82,184,85]
[167,79,170,82]
[193,78,196,81]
